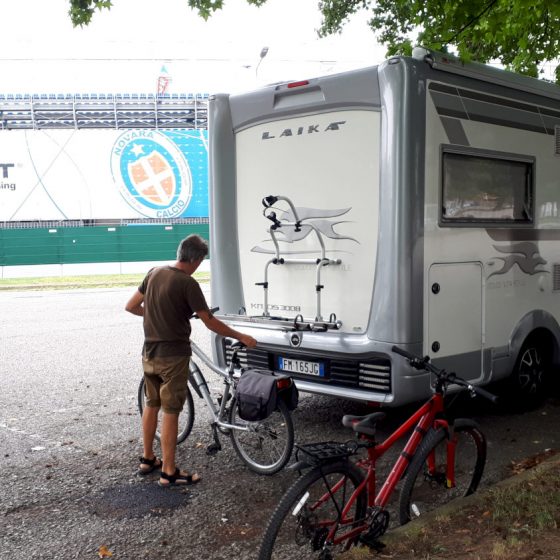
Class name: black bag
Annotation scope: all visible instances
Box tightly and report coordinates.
[236,368,298,421]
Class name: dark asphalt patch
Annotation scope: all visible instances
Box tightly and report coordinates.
[90,482,191,519]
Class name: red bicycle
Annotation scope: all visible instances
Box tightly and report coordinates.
[258,346,498,560]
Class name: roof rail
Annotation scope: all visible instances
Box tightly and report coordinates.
[413,46,560,101]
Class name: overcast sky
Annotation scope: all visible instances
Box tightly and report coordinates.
[0,0,386,94]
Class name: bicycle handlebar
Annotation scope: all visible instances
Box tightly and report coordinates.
[466,384,499,403]
[391,345,499,404]
[391,345,430,370]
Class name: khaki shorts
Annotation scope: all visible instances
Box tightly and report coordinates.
[142,355,190,414]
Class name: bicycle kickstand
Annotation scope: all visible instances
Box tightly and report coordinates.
[206,423,222,455]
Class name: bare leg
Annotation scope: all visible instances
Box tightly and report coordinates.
[160,411,179,475]
[158,411,201,485]
[142,405,159,460]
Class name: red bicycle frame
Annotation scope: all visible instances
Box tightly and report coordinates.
[318,391,459,547]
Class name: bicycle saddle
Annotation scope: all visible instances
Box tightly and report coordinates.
[342,411,386,437]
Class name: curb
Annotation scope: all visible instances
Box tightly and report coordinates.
[380,453,560,546]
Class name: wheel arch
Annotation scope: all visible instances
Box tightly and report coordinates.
[508,310,560,371]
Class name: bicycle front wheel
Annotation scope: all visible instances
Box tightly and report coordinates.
[229,398,294,475]
[258,461,367,560]
[137,377,195,445]
[398,418,487,525]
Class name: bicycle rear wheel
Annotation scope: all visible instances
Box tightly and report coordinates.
[398,418,486,525]
[258,461,367,560]
[229,398,294,475]
[137,377,195,445]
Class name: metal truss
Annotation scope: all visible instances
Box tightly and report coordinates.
[0,92,209,130]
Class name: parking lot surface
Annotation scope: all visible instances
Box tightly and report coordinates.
[1,287,559,559]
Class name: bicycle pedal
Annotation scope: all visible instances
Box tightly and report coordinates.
[206,442,221,455]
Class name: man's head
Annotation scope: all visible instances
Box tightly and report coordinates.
[177,234,209,264]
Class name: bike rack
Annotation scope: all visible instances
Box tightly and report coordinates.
[252,194,343,331]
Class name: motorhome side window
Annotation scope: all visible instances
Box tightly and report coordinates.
[441,149,534,226]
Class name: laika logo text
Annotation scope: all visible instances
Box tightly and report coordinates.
[111,130,192,218]
[262,121,346,140]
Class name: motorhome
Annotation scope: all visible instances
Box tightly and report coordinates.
[208,47,560,407]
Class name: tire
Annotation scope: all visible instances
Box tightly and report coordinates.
[137,377,195,445]
[509,340,550,407]
[258,461,367,560]
[229,398,294,475]
[398,419,486,525]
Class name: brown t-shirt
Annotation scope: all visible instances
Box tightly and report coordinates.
[138,266,210,358]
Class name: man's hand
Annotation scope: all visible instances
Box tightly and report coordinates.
[238,334,257,348]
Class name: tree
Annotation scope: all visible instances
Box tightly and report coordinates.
[317,0,560,83]
[69,0,560,83]
[68,0,266,26]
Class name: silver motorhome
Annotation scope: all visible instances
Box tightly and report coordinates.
[208,48,560,407]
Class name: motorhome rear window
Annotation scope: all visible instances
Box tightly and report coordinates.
[441,150,533,225]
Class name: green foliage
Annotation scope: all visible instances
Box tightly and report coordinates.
[68,0,560,83]
[188,0,267,20]
[68,0,267,26]
[318,0,560,83]
[69,0,112,27]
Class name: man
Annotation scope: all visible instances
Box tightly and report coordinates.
[125,234,257,487]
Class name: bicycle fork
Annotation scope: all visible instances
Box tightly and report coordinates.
[428,421,458,489]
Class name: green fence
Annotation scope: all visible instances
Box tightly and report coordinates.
[0,223,210,266]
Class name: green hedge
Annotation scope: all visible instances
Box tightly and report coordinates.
[0,223,210,266]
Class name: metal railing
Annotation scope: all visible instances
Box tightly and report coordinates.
[0,92,209,130]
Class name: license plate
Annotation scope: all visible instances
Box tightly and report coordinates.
[278,357,324,377]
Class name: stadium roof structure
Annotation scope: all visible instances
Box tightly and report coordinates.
[0,92,209,130]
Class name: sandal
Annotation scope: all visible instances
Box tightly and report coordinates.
[137,456,162,476]
[159,467,201,487]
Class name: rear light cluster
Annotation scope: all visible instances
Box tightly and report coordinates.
[287,80,310,89]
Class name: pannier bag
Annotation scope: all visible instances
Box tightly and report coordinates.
[236,368,299,422]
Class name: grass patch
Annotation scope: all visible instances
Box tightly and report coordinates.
[0,271,210,291]
[342,456,560,560]
[487,466,560,535]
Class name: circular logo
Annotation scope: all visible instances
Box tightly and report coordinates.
[111,130,192,219]
[290,333,302,348]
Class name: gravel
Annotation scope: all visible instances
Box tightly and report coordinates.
[1,287,559,559]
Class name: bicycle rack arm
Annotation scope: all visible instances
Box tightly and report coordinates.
[260,194,343,326]
[315,257,342,321]
[263,195,302,231]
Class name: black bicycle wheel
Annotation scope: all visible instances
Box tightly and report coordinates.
[229,398,294,475]
[137,377,195,445]
[258,461,367,560]
[398,419,486,525]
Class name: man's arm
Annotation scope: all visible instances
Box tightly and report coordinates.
[125,290,144,317]
[197,310,257,348]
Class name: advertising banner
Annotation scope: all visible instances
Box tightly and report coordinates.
[0,128,208,221]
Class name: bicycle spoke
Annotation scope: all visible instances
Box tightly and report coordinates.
[260,462,366,560]
[230,399,294,475]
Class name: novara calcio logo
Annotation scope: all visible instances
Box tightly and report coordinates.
[111,130,192,219]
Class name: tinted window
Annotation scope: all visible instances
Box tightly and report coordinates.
[441,151,533,225]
